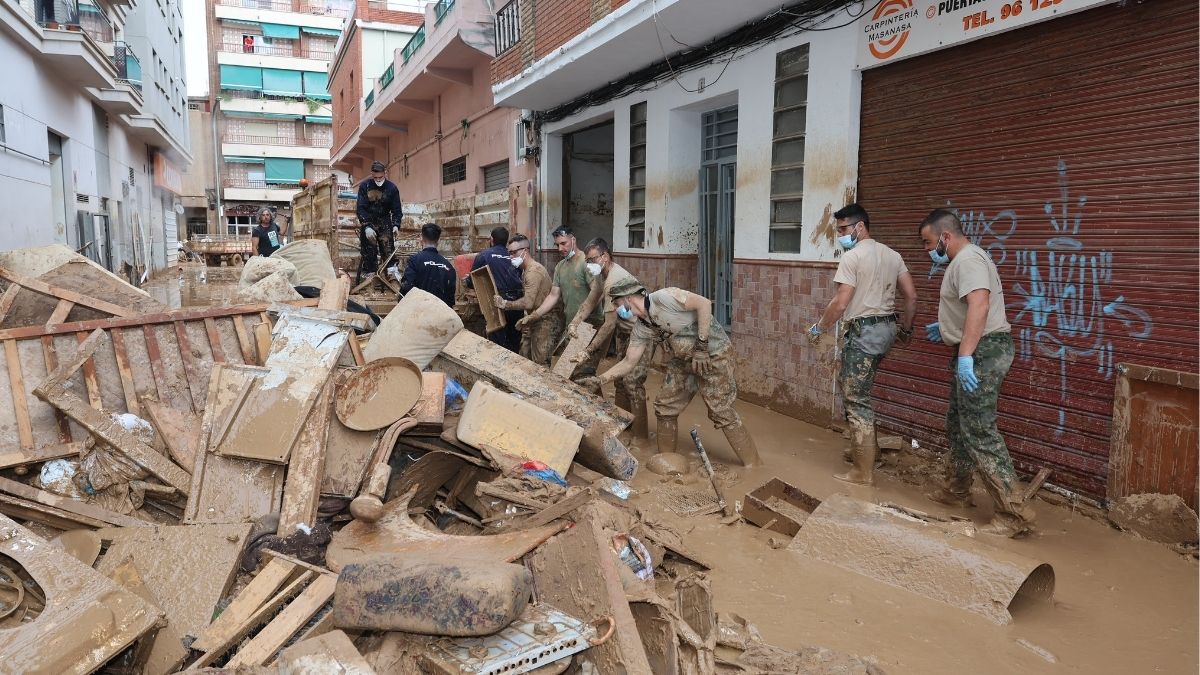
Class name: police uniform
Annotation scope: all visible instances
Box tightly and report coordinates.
[400,245,456,307]
[470,244,524,351]
[936,243,1032,533]
[355,178,402,279]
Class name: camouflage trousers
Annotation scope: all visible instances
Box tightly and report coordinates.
[943,332,1028,525]
[838,320,895,439]
[613,324,649,414]
[654,349,740,429]
[358,227,395,279]
[520,314,554,367]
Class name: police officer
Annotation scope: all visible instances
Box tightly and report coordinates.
[468,227,524,351]
[584,279,762,467]
[919,208,1034,537]
[355,160,402,282]
[399,222,455,306]
[808,203,917,486]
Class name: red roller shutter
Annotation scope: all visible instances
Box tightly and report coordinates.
[857,0,1199,500]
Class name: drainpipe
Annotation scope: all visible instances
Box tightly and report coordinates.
[211,99,222,234]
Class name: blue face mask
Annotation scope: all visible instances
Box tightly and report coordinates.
[616,305,634,321]
[837,234,857,250]
[928,238,950,265]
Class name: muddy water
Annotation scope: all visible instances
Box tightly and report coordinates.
[623,369,1198,675]
[142,263,243,309]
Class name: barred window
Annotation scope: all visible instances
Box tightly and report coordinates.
[627,101,647,249]
[768,44,808,253]
[442,156,467,185]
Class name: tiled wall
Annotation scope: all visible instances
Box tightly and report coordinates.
[613,252,697,292]
[729,260,841,428]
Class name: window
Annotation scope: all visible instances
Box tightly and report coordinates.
[482,161,509,192]
[768,44,808,253]
[627,102,647,248]
[442,156,466,185]
[227,215,255,235]
[495,0,520,54]
[0,105,5,144]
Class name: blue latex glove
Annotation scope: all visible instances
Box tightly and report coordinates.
[925,322,942,343]
[957,355,980,393]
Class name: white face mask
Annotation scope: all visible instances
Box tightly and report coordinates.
[373,177,385,187]
[510,255,523,268]
[565,249,576,259]
[586,263,602,276]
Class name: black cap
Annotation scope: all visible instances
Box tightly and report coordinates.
[371,160,386,172]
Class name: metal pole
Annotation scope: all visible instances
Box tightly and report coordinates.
[211,98,223,235]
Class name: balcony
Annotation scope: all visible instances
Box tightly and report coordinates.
[112,40,142,93]
[78,0,113,44]
[222,177,303,203]
[216,40,334,61]
[400,23,424,63]
[433,0,454,24]
[35,2,120,89]
[215,0,351,17]
[222,133,331,160]
[222,132,330,147]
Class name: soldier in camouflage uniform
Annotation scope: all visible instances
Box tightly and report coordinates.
[920,208,1034,537]
[808,204,917,486]
[581,279,762,467]
[355,160,403,283]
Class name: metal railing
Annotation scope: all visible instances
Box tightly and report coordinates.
[379,62,394,89]
[113,41,142,92]
[434,0,454,24]
[495,0,520,54]
[364,90,375,109]
[78,0,113,43]
[35,0,80,27]
[222,178,305,189]
[216,40,333,60]
[214,0,351,18]
[401,23,425,63]
[223,133,330,147]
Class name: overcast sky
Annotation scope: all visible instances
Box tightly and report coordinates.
[182,0,209,98]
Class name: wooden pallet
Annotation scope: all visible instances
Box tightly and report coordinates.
[0,301,316,471]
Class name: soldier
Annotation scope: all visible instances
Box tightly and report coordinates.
[355,160,402,283]
[808,203,917,486]
[517,226,604,374]
[583,279,762,466]
[399,222,456,307]
[569,238,650,437]
[468,227,524,352]
[919,208,1034,537]
[494,234,553,366]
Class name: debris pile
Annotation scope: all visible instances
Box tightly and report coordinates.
[0,246,882,674]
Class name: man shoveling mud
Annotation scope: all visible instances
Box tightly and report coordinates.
[581,279,762,467]
[808,203,917,486]
[919,208,1035,537]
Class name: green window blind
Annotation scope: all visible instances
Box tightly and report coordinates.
[261,22,300,39]
[300,26,341,36]
[265,158,305,184]
[302,71,331,100]
[304,115,333,124]
[262,69,304,96]
[219,65,263,91]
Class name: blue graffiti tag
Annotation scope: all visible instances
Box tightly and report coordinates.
[935,161,1154,433]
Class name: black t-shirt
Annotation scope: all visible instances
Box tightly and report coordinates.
[252,224,281,256]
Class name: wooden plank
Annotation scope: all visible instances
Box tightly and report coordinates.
[35,381,192,494]
[0,265,136,317]
[553,320,597,378]
[173,320,205,412]
[191,557,298,653]
[494,487,595,533]
[204,317,227,363]
[409,371,445,434]
[141,325,173,405]
[5,340,33,450]
[0,283,20,323]
[0,474,145,527]
[253,321,271,367]
[226,573,338,667]
[39,336,73,442]
[233,315,256,364]
[0,492,106,529]
[317,276,350,311]
[106,556,189,675]
[187,570,317,669]
[275,630,372,673]
[277,378,334,535]
[76,331,104,410]
[108,328,141,416]
[348,334,365,366]
[0,298,320,341]
[1022,467,1053,503]
[470,266,506,334]
[140,398,200,472]
[46,299,73,326]
[0,441,86,470]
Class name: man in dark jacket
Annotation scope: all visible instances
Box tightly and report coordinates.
[356,160,403,282]
[400,222,456,307]
[467,226,523,351]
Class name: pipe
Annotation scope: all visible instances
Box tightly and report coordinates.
[211,98,222,234]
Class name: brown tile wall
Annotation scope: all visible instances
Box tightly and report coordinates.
[612,252,697,292]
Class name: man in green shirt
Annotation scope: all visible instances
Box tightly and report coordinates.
[920,208,1034,537]
[518,226,604,372]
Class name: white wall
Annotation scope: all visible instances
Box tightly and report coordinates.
[540,23,861,262]
[361,26,416,89]
[182,0,209,97]
[126,0,191,152]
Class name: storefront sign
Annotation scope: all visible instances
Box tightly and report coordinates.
[153,154,184,196]
[857,0,1110,68]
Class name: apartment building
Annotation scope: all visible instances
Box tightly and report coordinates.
[0,0,192,275]
[204,0,352,236]
[330,0,534,254]
[488,0,1198,505]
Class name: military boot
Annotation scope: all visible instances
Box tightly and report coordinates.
[657,416,679,456]
[976,472,1036,537]
[722,422,763,467]
[834,425,877,486]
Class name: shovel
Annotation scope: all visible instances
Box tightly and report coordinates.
[690,428,734,517]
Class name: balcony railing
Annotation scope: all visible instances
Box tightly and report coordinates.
[34,0,80,27]
[400,23,425,63]
[215,0,352,19]
[495,0,520,54]
[364,90,375,109]
[217,40,333,60]
[78,0,113,43]
[223,133,331,147]
[379,62,394,89]
[433,0,454,25]
[113,41,142,92]
[223,178,304,189]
